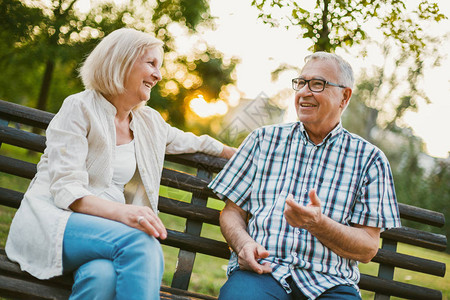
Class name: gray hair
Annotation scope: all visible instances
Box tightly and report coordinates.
[80,28,164,96]
[304,52,354,89]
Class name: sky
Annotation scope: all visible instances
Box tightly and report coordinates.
[193,0,450,158]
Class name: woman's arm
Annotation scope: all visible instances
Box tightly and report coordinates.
[70,195,167,239]
[220,145,237,159]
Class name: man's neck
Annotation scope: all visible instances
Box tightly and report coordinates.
[303,122,339,145]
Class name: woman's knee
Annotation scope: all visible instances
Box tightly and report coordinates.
[72,259,116,299]
[119,229,164,272]
[124,229,163,256]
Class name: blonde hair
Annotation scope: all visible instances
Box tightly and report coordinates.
[80,28,164,96]
[304,52,354,89]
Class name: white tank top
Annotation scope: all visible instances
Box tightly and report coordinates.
[99,140,137,203]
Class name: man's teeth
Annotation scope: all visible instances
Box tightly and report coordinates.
[301,103,315,107]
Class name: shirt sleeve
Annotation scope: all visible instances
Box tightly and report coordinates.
[351,152,401,229]
[208,130,260,208]
[46,96,93,209]
[164,122,224,156]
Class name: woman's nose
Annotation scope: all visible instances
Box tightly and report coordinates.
[152,68,162,82]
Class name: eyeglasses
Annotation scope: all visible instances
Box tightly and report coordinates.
[292,78,346,92]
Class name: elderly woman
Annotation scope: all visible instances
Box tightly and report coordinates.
[6,28,235,299]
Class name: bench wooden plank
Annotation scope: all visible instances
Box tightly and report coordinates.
[161,168,218,199]
[0,100,53,130]
[165,153,228,174]
[0,125,46,153]
[162,230,229,259]
[0,187,22,209]
[373,248,446,277]
[0,274,70,300]
[159,196,220,226]
[0,155,36,179]
[359,274,442,300]
[381,227,447,251]
[398,203,445,228]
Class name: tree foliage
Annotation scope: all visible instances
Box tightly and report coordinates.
[251,0,446,52]
[251,0,447,126]
[0,0,237,128]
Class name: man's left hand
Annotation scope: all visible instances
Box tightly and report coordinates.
[284,189,322,229]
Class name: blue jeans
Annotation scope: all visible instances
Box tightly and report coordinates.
[63,213,164,300]
[219,269,361,300]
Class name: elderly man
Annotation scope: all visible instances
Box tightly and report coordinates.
[208,52,401,300]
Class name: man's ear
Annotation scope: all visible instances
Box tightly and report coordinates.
[340,87,352,108]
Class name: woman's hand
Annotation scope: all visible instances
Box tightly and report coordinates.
[220,145,237,159]
[120,204,167,240]
[70,195,167,239]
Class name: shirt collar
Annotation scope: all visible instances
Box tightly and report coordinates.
[298,121,343,146]
[93,90,117,116]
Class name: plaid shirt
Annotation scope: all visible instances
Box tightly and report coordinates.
[209,122,401,299]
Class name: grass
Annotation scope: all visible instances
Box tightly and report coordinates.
[0,147,448,299]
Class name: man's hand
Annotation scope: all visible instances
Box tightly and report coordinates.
[284,189,322,229]
[283,189,381,262]
[237,241,272,274]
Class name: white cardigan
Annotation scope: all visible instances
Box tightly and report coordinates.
[5,90,223,279]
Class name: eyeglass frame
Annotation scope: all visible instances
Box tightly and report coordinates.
[292,77,347,92]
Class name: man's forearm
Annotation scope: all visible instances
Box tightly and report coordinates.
[220,201,254,253]
[308,216,380,263]
[284,193,380,263]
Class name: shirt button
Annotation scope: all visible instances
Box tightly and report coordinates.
[290,265,295,270]
[303,188,307,192]
[291,252,297,257]
[295,229,300,234]
[308,167,312,171]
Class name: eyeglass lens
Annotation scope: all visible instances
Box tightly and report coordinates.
[293,79,325,92]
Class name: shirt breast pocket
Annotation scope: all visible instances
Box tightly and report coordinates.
[316,170,360,224]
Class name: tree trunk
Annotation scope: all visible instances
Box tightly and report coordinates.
[316,0,331,52]
[36,59,55,111]
[32,59,54,135]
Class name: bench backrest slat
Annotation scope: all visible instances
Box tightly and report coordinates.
[162,230,229,259]
[160,168,218,199]
[380,227,447,251]
[0,187,23,208]
[0,126,46,153]
[0,100,53,129]
[373,248,446,277]
[359,274,442,300]
[0,155,36,179]
[158,196,220,226]
[398,203,445,227]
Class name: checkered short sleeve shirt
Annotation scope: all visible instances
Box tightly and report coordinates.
[208,122,401,299]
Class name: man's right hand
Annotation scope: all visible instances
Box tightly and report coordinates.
[237,241,272,274]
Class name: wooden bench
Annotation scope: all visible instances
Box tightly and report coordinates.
[0,99,447,300]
